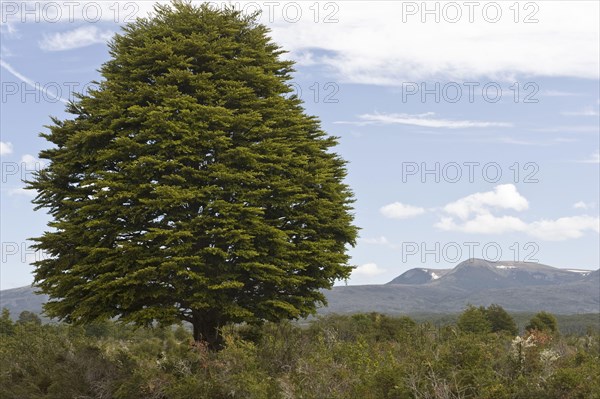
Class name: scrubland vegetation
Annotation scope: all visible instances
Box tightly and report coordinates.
[1,307,599,399]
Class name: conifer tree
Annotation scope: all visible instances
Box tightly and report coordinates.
[28,1,357,349]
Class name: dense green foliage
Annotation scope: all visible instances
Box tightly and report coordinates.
[527,311,559,334]
[486,304,519,335]
[0,308,14,335]
[406,312,600,336]
[457,305,492,334]
[16,311,42,326]
[1,309,599,399]
[27,1,357,348]
[457,304,518,335]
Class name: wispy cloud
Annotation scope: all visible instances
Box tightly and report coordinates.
[39,26,113,52]
[0,59,68,103]
[4,155,46,197]
[359,236,398,250]
[574,201,596,210]
[7,187,36,197]
[454,135,577,147]
[0,44,13,58]
[490,137,548,146]
[577,152,600,164]
[532,125,599,133]
[0,17,18,38]
[561,107,600,117]
[541,90,583,97]
[360,236,390,245]
[336,112,512,129]
[435,214,528,235]
[1,2,156,24]
[553,138,579,143]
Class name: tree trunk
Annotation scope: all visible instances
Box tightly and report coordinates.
[192,316,223,351]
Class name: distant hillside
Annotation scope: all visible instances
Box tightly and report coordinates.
[1,258,599,318]
[324,259,600,314]
[0,286,48,319]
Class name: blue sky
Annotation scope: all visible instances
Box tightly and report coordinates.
[1,1,599,289]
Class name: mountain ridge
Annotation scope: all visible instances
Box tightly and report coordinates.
[1,259,598,318]
[387,259,595,289]
[325,258,599,314]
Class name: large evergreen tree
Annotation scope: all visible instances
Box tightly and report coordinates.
[28,1,357,348]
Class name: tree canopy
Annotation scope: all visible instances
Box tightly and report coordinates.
[16,311,42,326]
[457,304,518,335]
[526,311,559,334]
[457,305,492,334]
[486,304,518,335]
[28,1,357,348]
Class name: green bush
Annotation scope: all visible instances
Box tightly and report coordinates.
[0,312,598,399]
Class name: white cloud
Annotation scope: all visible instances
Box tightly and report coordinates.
[360,236,390,245]
[7,187,35,197]
[435,214,528,234]
[380,202,425,219]
[434,185,599,241]
[436,214,599,241]
[376,186,597,243]
[3,2,597,83]
[573,201,596,210]
[0,141,13,155]
[3,2,598,82]
[443,184,529,220]
[337,112,512,129]
[20,154,46,170]
[272,1,599,84]
[40,26,113,52]
[352,263,386,277]
[0,59,68,103]
[528,216,600,241]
